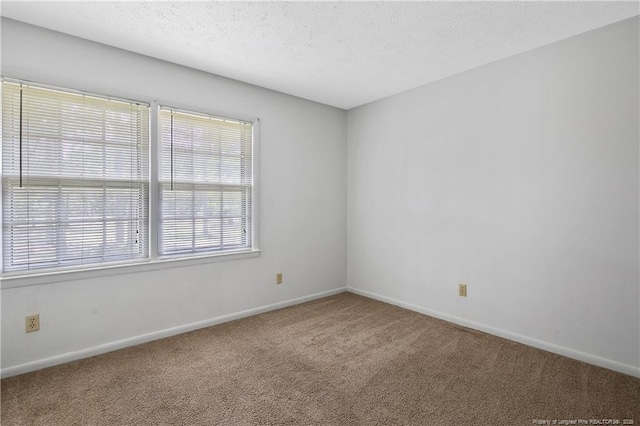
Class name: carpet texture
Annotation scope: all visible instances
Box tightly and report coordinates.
[2,293,639,425]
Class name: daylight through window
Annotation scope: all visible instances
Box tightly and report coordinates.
[158,107,253,256]
[1,81,150,272]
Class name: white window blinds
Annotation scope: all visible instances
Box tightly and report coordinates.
[158,107,253,256]
[1,81,149,272]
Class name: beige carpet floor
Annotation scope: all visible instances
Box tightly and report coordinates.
[2,292,639,425]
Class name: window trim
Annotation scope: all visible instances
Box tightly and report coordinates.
[150,100,260,262]
[0,81,261,286]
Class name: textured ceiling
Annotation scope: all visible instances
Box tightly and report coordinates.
[1,1,638,109]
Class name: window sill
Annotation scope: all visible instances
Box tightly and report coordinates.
[0,249,261,289]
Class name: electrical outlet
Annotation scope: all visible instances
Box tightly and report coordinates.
[276,273,283,284]
[459,284,467,297]
[25,314,40,332]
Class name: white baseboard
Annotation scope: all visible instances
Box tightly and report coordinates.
[1,287,347,379]
[346,286,640,378]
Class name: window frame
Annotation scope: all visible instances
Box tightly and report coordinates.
[0,81,261,287]
[155,104,256,259]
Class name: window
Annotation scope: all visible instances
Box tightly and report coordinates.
[1,81,149,273]
[1,79,257,278]
[158,107,253,256]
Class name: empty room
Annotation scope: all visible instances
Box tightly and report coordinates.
[1,1,639,424]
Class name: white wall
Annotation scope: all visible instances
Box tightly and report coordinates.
[0,18,347,376]
[347,17,640,376]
